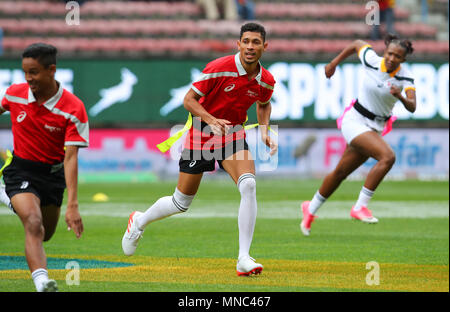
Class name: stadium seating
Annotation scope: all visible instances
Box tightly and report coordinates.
[0,18,438,39]
[0,1,411,20]
[0,0,447,59]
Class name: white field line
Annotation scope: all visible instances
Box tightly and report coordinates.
[3,200,446,219]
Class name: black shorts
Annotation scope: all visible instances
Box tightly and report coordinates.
[2,154,66,207]
[179,139,249,174]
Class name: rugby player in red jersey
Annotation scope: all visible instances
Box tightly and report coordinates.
[0,43,89,291]
[122,23,276,276]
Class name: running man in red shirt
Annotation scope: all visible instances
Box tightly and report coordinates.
[122,23,276,276]
[0,43,89,291]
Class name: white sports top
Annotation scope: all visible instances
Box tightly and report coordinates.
[357,45,415,118]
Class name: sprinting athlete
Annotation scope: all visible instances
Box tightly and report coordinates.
[0,43,89,291]
[122,22,277,276]
[300,34,416,236]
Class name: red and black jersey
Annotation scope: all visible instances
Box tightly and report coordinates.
[1,82,89,164]
[186,53,275,150]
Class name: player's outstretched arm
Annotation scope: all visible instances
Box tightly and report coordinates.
[64,145,84,239]
[325,39,368,78]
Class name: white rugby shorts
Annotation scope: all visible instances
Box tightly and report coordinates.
[340,107,385,144]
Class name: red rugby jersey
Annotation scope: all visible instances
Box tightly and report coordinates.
[186,53,275,150]
[1,82,89,164]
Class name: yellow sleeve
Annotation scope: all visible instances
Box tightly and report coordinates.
[357,44,372,58]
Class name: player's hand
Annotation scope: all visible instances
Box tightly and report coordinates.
[325,62,336,79]
[65,203,84,239]
[390,85,402,98]
[262,133,278,156]
[206,117,231,136]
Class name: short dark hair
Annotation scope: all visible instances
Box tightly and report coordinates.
[240,22,266,42]
[22,43,57,68]
[384,33,414,56]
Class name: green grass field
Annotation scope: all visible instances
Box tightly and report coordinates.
[0,177,448,292]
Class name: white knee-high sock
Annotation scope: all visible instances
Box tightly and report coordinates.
[136,188,194,230]
[354,186,374,211]
[308,191,327,215]
[31,268,49,292]
[237,173,257,259]
[0,183,10,207]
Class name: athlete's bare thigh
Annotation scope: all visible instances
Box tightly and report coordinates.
[11,192,42,228]
[176,172,204,196]
[221,150,255,184]
[350,131,394,161]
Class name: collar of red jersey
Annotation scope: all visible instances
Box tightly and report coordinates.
[27,81,64,110]
[234,53,263,83]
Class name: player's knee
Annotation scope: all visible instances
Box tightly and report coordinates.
[24,214,44,238]
[384,152,396,167]
[377,152,396,171]
[237,173,256,195]
[172,188,195,213]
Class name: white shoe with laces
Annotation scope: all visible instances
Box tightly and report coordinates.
[236,255,263,276]
[122,211,144,256]
[42,279,58,292]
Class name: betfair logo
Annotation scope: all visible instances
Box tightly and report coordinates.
[45,124,63,133]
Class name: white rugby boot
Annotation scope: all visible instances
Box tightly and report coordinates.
[122,211,144,256]
[236,255,263,276]
[42,279,58,292]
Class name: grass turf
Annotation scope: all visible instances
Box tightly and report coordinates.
[0,178,448,292]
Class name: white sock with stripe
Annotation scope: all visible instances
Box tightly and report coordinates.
[308,191,327,215]
[136,188,194,230]
[31,268,49,292]
[237,173,257,259]
[0,183,10,207]
[354,186,375,211]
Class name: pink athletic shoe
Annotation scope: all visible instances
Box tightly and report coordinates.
[300,201,317,236]
[350,206,378,224]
